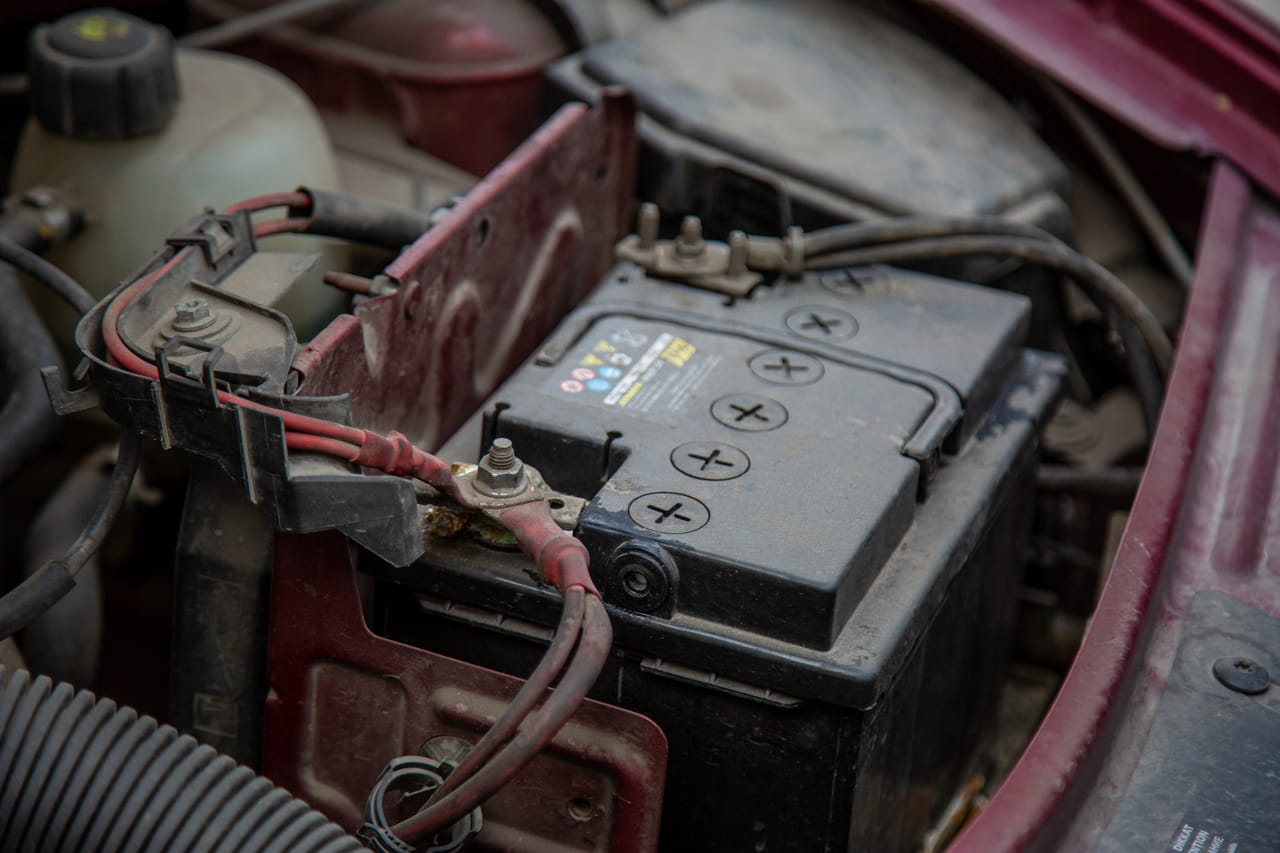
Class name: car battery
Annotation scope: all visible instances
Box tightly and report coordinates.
[366,261,1064,852]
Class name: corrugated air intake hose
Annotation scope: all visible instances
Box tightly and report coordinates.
[0,666,364,853]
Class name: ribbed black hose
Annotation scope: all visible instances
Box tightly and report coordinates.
[0,262,62,483]
[0,666,363,853]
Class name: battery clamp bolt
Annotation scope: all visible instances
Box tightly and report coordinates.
[475,437,528,497]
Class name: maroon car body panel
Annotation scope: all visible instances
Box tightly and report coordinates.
[920,2,1280,849]
[926,0,1280,198]
[952,162,1280,849]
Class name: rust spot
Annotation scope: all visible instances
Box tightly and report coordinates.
[422,505,469,538]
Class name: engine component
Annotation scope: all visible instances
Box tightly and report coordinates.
[191,0,569,176]
[42,80,1069,849]
[52,182,649,847]
[36,96,657,850]
[358,752,483,853]
[51,204,425,565]
[549,0,1068,237]
[0,259,61,485]
[12,8,346,337]
[19,445,121,686]
[364,254,1063,850]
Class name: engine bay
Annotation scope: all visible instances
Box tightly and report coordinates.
[0,1,1241,851]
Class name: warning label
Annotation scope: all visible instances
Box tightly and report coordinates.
[542,322,722,424]
[1167,821,1240,853]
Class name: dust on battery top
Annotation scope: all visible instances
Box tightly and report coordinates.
[435,216,1042,652]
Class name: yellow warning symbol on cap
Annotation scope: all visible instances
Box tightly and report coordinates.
[592,340,616,354]
[75,15,129,42]
[580,353,603,366]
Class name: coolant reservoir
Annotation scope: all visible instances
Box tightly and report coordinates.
[10,8,346,338]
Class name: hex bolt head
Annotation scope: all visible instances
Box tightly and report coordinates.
[173,297,216,333]
[475,437,527,496]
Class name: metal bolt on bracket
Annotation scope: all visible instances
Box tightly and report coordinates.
[613,202,763,297]
[173,296,216,333]
[675,215,706,259]
[727,230,748,276]
[637,202,660,249]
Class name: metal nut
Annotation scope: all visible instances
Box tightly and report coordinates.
[674,215,705,259]
[173,297,216,333]
[475,437,527,496]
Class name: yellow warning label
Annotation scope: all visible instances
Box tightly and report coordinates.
[580,353,603,366]
[592,340,616,353]
[661,337,696,368]
[74,15,129,42]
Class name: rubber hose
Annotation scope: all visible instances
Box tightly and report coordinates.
[0,239,95,315]
[0,666,363,853]
[0,262,62,483]
[20,452,111,686]
[288,189,433,251]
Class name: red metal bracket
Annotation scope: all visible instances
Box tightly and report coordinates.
[262,532,667,851]
[291,91,638,450]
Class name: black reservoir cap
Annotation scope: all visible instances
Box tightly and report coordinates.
[28,8,179,140]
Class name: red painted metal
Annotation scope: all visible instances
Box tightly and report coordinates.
[951,163,1280,849]
[291,92,638,450]
[190,0,567,175]
[924,0,1280,199]
[262,532,667,851]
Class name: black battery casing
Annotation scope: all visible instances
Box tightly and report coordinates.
[369,262,1063,852]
